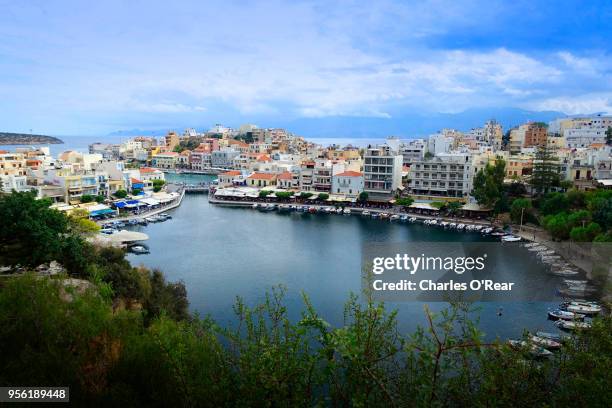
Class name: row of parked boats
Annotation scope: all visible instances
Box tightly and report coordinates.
[251,204,523,240]
[100,213,172,234]
[523,242,582,278]
[508,300,603,358]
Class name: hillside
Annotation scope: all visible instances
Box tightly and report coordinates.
[0,132,63,145]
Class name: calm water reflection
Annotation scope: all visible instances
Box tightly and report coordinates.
[127,190,567,340]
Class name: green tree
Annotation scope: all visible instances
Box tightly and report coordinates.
[606,126,612,146]
[152,179,165,193]
[300,192,313,199]
[395,197,414,207]
[113,189,128,199]
[317,193,329,201]
[259,190,272,198]
[132,188,142,195]
[0,192,68,267]
[510,198,532,224]
[544,213,570,240]
[471,158,506,210]
[529,145,560,195]
[80,194,94,203]
[275,191,293,200]
[447,201,463,214]
[570,222,601,242]
[424,151,434,160]
[540,192,570,215]
[358,191,368,203]
[95,195,105,203]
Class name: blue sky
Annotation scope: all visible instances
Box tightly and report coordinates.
[0,0,611,135]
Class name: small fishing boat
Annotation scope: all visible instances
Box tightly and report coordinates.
[481,227,493,234]
[563,303,601,315]
[129,245,150,255]
[308,206,317,213]
[456,223,465,230]
[159,213,172,219]
[465,224,474,231]
[490,231,506,237]
[556,320,592,331]
[371,212,380,218]
[343,208,351,215]
[524,242,539,248]
[335,208,343,214]
[400,215,409,222]
[501,235,521,242]
[362,210,370,216]
[252,203,259,209]
[379,213,389,219]
[137,219,148,226]
[548,309,584,321]
[448,222,457,228]
[100,228,115,235]
[390,214,400,221]
[508,340,553,358]
[409,217,417,223]
[535,331,565,342]
[529,334,561,350]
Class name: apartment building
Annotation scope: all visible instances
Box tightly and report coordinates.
[331,171,364,198]
[408,153,472,201]
[363,145,403,198]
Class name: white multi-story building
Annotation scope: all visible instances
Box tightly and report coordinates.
[408,153,473,201]
[363,144,403,198]
[211,148,240,169]
[400,139,426,167]
[565,127,608,148]
[427,133,453,155]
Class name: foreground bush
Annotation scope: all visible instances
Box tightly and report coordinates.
[0,276,610,407]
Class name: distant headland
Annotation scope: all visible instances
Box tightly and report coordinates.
[0,132,64,145]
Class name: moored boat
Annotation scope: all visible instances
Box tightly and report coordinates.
[529,334,562,350]
[563,303,601,315]
[508,340,553,358]
[362,210,370,216]
[556,320,592,331]
[501,235,521,242]
[548,309,584,321]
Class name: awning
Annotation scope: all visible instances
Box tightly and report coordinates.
[139,197,160,206]
[87,204,111,213]
[460,203,491,212]
[90,208,115,216]
[114,201,127,208]
[409,202,440,211]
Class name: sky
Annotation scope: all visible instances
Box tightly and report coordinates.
[0,0,611,136]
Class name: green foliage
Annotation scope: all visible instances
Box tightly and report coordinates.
[0,192,69,268]
[471,158,506,210]
[95,195,105,203]
[259,190,272,198]
[530,146,560,195]
[317,192,329,200]
[424,151,434,159]
[570,222,602,242]
[540,191,570,215]
[300,192,313,199]
[543,213,570,240]
[567,188,586,208]
[586,190,612,230]
[152,179,165,193]
[594,231,612,242]
[358,191,369,202]
[606,126,612,146]
[1,276,610,406]
[80,194,94,203]
[446,201,463,214]
[113,189,128,199]
[274,191,293,200]
[132,188,142,195]
[510,198,532,223]
[395,197,414,207]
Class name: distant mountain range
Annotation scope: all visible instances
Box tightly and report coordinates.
[0,132,63,145]
[107,107,568,138]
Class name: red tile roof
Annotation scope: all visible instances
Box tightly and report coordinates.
[277,171,293,180]
[247,172,276,180]
[336,171,362,177]
[221,170,241,176]
[139,167,157,173]
[130,178,143,183]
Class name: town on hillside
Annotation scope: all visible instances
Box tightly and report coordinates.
[1,117,611,228]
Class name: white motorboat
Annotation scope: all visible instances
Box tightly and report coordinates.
[529,334,561,350]
[548,309,584,321]
[362,210,370,216]
[556,320,592,331]
[501,235,521,242]
[343,208,351,215]
[390,214,400,221]
[508,340,553,358]
[456,223,465,230]
[563,303,601,315]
